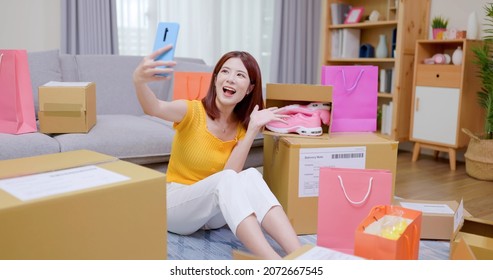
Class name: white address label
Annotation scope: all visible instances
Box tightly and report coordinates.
[0,165,130,201]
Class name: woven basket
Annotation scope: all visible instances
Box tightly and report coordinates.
[463,128,493,181]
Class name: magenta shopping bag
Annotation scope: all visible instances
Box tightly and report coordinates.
[0,50,37,134]
[321,65,378,132]
[316,167,392,254]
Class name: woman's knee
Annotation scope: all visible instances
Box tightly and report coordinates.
[241,167,262,178]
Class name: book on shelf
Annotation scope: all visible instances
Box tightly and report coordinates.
[341,28,361,58]
[379,69,388,93]
[386,101,393,135]
[390,67,395,93]
[379,68,394,93]
[380,102,393,135]
[331,30,342,58]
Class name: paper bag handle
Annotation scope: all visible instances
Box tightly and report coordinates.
[341,69,365,92]
[403,224,419,259]
[337,175,373,205]
[186,75,203,100]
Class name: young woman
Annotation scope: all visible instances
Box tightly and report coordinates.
[133,46,302,259]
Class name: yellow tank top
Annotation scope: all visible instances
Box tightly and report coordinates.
[166,100,246,184]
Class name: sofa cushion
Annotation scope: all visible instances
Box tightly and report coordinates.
[27,49,63,117]
[73,55,148,116]
[53,115,175,165]
[73,55,213,114]
[0,132,60,160]
[59,54,79,81]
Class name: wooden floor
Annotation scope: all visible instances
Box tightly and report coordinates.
[395,150,493,221]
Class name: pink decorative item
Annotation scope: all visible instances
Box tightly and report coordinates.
[433,53,446,64]
[344,7,364,24]
[456,30,467,39]
[423,57,435,64]
[432,28,446,39]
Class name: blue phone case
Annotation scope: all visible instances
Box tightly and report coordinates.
[153,22,180,75]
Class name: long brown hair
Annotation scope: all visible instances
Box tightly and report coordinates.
[202,51,264,129]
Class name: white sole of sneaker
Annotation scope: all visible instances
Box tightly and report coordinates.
[265,125,323,136]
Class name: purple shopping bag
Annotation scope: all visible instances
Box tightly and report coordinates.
[321,65,378,132]
[0,50,37,134]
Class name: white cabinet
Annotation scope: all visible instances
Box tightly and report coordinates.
[411,86,459,145]
[410,39,484,170]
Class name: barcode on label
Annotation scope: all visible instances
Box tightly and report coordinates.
[331,153,364,159]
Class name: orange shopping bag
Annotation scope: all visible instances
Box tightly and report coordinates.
[0,50,37,134]
[172,72,212,100]
[354,205,422,260]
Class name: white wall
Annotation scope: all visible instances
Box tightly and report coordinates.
[0,0,490,51]
[429,0,490,39]
[0,0,60,51]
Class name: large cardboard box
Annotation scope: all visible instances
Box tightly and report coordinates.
[264,83,332,137]
[38,81,96,133]
[263,132,398,234]
[450,217,493,259]
[395,198,470,240]
[0,150,166,260]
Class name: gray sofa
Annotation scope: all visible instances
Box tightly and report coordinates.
[0,50,264,172]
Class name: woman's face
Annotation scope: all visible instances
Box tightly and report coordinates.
[214,57,253,108]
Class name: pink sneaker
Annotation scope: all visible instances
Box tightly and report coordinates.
[278,103,331,125]
[266,112,323,136]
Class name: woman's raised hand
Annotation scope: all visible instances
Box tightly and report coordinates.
[248,105,288,132]
[133,45,177,84]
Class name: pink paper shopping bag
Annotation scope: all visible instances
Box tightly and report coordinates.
[316,167,392,254]
[0,50,37,134]
[321,65,378,132]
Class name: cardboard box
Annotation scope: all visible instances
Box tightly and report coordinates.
[263,132,398,234]
[264,83,333,138]
[450,238,476,260]
[233,244,364,260]
[450,217,493,260]
[38,81,96,133]
[0,150,166,260]
[395,198,470,240]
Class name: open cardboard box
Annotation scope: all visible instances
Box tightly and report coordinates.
[450,238,477,260]
[450,217,493,259]
[0,150,167,260]
[263,83,333,138]
[394,198,471,240]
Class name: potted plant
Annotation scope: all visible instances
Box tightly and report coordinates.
[463,3,493,181]
[431,15,449,39]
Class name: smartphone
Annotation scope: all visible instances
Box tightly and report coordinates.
[152,22,180,75]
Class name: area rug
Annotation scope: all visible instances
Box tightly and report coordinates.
[167,226,450,260]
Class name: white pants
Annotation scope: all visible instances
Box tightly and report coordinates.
[166,168,281,236]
